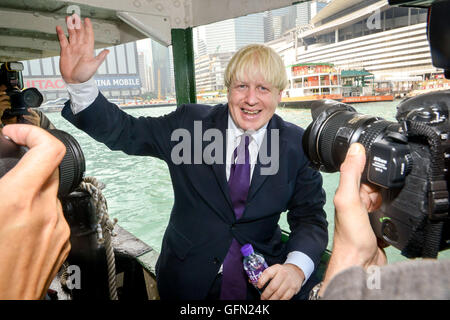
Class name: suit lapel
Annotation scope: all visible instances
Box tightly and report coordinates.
[202,105,235,214]
[247,117,286,203]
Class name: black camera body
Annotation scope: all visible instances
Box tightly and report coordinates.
[303,91,450,258]
[0,62,43,119]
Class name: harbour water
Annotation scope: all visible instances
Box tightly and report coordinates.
[44,100,449,263]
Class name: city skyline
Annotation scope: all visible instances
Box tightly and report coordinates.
[137,1,329,95]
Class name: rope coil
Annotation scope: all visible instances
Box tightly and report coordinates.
[61,176,119,300]
[80,176,118,300]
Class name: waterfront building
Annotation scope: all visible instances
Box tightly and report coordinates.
[204,14,265,55]
[138,52,150,93]
[268,0,438,96]
[195,52,233,93]
[151,41,173,99]
[296,0,328,28]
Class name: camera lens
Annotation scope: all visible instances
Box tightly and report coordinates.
[22,88,43,108]
[303,100,392,172]
[0,129,85,197]
[48,129,85,197]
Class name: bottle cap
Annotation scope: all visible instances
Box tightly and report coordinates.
[241,243,254,257]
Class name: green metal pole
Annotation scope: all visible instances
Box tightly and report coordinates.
[171,28,197,105]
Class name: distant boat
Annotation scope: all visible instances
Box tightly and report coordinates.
[280,64,394,108]
[281,63,343,108]
[340,69,394,103]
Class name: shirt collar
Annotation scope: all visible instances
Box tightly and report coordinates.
[227,111,268,149]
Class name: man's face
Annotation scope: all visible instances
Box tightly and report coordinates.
[227,73,282,131]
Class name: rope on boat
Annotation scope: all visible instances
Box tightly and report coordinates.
[79,176,119,300]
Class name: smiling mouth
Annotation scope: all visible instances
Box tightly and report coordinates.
[241,108,261,115]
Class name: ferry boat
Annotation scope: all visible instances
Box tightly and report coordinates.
[281,63,343,108]
[281,64,394,108]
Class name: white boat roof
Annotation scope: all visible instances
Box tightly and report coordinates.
[304,0,389,37]
[0,0,298,62]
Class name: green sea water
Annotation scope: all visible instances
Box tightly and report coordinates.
[44,100,450,263]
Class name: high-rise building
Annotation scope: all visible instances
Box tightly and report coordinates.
[296,0,329,28]
[204,14,265,55]
[264,6,298,42]
[195,28,208,57]
[138,52,149,92]
[195,52,233,93]
[151,41,172,98]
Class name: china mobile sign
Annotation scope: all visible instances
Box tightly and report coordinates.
[23,75,141,92]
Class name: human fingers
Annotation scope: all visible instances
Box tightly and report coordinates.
[334,143,366,210]
[66,15,79,45]
[1,124,65,193]
[84,17,95,47]
[0,92,10,102]
[360,183,382,212]
[1,117,17,125]
[257,264,274,291]
[0,94,11,110]
[258,265,281,300]
[56,25,69,50]
[21,108,41,126]
[94,49,110,69]
[72,14,85,44]
[260,266,293,300]
[339,143,366,191]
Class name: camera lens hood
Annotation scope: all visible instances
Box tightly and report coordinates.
[303,99,356,170]
[47,129,85,197]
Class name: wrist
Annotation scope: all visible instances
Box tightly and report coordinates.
[319,245,368,296]
[284,263,305,281]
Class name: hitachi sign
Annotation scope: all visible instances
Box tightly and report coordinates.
[23,75,142,92]
[24,78,66,91]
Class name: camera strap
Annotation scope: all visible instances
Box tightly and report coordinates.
[401,120,447,258]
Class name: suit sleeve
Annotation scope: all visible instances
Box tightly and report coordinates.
[62,92,186,162]
[286,157,328,270]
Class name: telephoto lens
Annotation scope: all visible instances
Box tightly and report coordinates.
[0,129,85,197]
[302,99,412,188]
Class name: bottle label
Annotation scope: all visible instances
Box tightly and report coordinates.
[246,265,267,286]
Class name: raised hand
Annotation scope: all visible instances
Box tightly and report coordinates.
[56,14,109,84]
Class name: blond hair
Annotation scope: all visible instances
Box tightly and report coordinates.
[224,44,288,92]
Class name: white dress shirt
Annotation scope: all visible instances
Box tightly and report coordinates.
[66,79,315,286]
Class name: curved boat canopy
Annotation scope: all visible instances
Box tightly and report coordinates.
[0,0,296,62]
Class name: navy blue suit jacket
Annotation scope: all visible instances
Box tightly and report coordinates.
[62,93,328,299]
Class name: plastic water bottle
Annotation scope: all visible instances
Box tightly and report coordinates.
[241,243,268,288]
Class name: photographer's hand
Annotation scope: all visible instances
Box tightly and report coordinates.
[21,108,41,127]
[0,124,70,299]
[0,89,16,125]
[56,14,109,84]
[319,143,386,296]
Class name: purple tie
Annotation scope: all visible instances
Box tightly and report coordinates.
[220,135,250,300]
